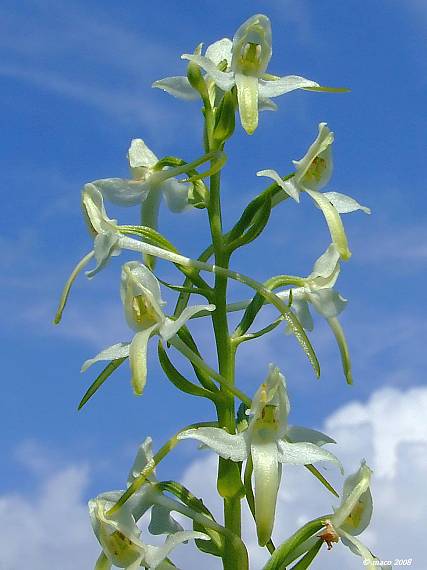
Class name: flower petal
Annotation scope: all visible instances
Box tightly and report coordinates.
[305,189,351,260]
[86,231,121,278]
[152,76,199,100]
[294,123,334,190]
[144,531,209,569]
[256,169,300,202]
[323,191,371,214]
[149,504,184,536]
[339,530,390,569]
[235,72,259,134]
[309,243,340,282]
[129,327,157,396]
[332,461,372,530]
[307,288,347,319]
[95,552,112,570]
[161,178,191,213]
[289,298,314,332]
[327,317,352,385]
[258,75,319,98]
[127,436,156,485]
[251,438,280,545]
[286,425,336,446]
[160,304,215,342]
[81,342,130,372]
[205,38,233,66]
[91,178,150,206]
[177,427,248,462]
[128,138,158,169]
[181,54,234,91]
[258,97,278,112]
[277,440,343,473]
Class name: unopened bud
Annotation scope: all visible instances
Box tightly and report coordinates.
[213,90,236,145]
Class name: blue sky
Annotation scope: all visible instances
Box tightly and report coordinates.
[0,1,426,568]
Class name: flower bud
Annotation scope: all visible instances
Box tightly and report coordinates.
[213,90,236,145]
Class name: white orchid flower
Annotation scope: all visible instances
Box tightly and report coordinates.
[178,365,342,546]
[90,497,208,570]
[153,35,277,117]
[317,461,391,569]
[278,244,346,332]
[89,138,191,236]
[257,123,370,259]
[82,261,215,395]
[175,14,322,134]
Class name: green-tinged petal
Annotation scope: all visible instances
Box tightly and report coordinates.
[54,251,94,324]
[81,342,130,372]
[251,437,280,545]
[121,262,165,330]
[82,183,118,234]
[231,14,272,75]
[286,426,336,446]
[144,531,210,569]
[181,54,234,91]
[305,189,351,260]
[258,97,278,111]
[277,440,343,473]
[161,304,215,342]
[294,123,334,191]
[205,38,232,66]
[128,138,158,169]
[339,530,389,570]
[235,72,259,134]
[307,289,347,319]
[258,75,319,98]
[256,169,300,202]
[288,299,314,332]
[141,185,162,233]
[309,243,340,283]
[161,178,190,213]
[332,461,372,530]
[128,437,156,485]
[86,231,121,278]
[129,326,157,396]
[91,178,149,206]
[152,76,199,100]
[149,504,184,536]
[327,317,352,384]
[177,427,248,461]
[95,552,112,570]
[323,191,371,214]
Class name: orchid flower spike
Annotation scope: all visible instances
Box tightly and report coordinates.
[81,261,215,395]
[257,122,371,259]
[317,461,391,569]
[178,364,342,546]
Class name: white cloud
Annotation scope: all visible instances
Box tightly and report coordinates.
[1,386,425,569]
[0,462,99,570]
[174,385,427,569]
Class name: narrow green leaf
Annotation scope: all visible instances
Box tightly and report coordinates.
[304,464,339,498]
[78,357,127,410]
[327,317,352,384]
[303,85,351,93]
[262,518,329,570]
[158,341,217,401]
[289,540,323,570]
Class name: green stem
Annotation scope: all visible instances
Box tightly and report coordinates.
[206,106,242,570]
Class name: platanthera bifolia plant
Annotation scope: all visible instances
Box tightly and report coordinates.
[55,14,389,570]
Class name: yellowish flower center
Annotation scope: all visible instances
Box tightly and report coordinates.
[104,530,141,566]
[305,156,327,184]
[238,42,263,74]
[131,295,160,328]
[344,498,365,529]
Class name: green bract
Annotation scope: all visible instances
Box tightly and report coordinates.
[178,365,341,546]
